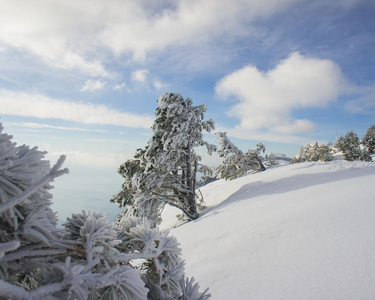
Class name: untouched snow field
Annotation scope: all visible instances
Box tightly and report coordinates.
[164,160,375,299]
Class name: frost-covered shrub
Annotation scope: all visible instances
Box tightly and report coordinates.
[335,131,372,161]
[292,142,333,163]
[213,132,265,180]
[116,217,192,299]
[0,123,73,299]
[0,124,210,300]
[361,125,375,154]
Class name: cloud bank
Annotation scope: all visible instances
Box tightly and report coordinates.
[216,52,345,135]
[10,122,108,133]
[0,90,153,128]
[0,0,301,76]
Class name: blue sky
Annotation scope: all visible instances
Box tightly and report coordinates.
[1,0,374,222]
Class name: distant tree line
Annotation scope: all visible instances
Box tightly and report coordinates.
[292,125,374,163]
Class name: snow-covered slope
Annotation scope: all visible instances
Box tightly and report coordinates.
[168,160,375,299]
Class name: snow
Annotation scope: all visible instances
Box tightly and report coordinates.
[165,160,375,299]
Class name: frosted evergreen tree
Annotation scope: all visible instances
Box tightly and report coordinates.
[110,148,149,220]
[292,142,333,163]
[0,124,210,299]
[335,131,371,161]
[111,93,215,224]
[213,132,265,180]
[316,143,334,161]
[263,153,278,166]
[244,143,266,172]
[212,132,244,180]
[361,125,375,154]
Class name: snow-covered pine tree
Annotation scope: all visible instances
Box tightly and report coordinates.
[243,143,266,172]
[292,142,333,163]
[110,148,149,219]
[317,143,334,161]
[212,132,244,180]
[335,131,372,161]
[361,124,375,154]
[0,124,211,299]
[213,132,265,180]
[112,93,215,224]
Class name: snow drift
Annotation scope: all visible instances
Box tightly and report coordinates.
[167,160,375,299]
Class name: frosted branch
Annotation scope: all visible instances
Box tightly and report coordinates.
[0,241,20,259]
[0,155,69,213]
[0,280,29,300]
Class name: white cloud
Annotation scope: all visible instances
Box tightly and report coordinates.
[214,126,307,145]
[215,52,345,134]
[0,1,112,77]
[131,69,149,83]
[153,79,168,90]
[10,122,107,133]
[80,79,106,92]
[0,89,153,128]
[130,69,168,90]
[97,0,301,60]
[113,82,126,91]
[0,0,300,75]
[1,0,365,78]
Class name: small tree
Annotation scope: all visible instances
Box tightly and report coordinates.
[361,125,375,154]
[111,93,215,224]
[0,124,210,299]
[292,142,333,163]
[335,131,371,161]
[213,132,265,180]
[244,143,267,172]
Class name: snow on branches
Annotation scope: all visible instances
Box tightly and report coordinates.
[335,131,372,162]
[361,125,375,154]
[291,142,333,163]
[213,132,266,180]
[111,93,215,224]
[0,124,210,299]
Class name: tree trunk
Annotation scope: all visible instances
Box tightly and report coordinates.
[257,156,266,171]
[185,146,198,220]
[192,160,197,199]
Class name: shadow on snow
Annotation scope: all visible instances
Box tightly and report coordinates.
[198,165,375,220]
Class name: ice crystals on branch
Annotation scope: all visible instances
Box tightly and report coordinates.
[0,123,210,299]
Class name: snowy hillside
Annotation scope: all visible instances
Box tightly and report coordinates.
[166,160,375,299]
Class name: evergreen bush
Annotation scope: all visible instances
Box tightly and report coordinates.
[0,124,210,299]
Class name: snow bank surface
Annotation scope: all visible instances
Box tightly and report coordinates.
[168,160,375,299]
